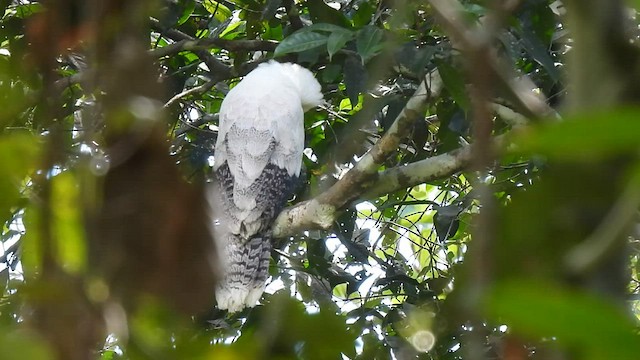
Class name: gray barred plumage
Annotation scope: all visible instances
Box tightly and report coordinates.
[212,61,323,312]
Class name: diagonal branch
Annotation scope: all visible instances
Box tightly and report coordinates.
[429,0,556,120]
[272,133,509,238]
[164,79,217,108]
[149,38,278,58]
[150,18,232,80]
[273,70,444,237]
[317,70,444,207]
[363,135,505,200]
[273,1,556,239]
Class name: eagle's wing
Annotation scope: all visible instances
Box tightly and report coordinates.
[211,61,321,312]
[215,88,304,237]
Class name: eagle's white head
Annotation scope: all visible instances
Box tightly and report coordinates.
[249,61,324,111]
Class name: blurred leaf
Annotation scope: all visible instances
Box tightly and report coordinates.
[484,280,640,360]
[0,0,10,14]
[219,19,245,39]
[157,0,195,28]
[261,0,282,21]
[333,282,348,299]
[20,204,41,276]
[51,172,86,274]
[203,0,232,22]
[0,267,8,295]
[513,108,640,161]
[0,330,53,360]
[307,0,351,28]
[274,31,328,57]
[0,133,40,226]
[230,294,356,359]
[5,2,42,18]
[99,350,115,360]
[356,25,384,63]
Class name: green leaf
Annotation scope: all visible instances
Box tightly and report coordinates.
[519,25,560,83]
[513,107,640,161]
[274,31,328,57]
[352,1,376,28]
[0,330,53,360]
[304,23,352,33]
[0,133,40,226]
[343,55,366,107]
[177,0,195,25]
[100,350,116,360]
[356,25,384,63]
[219,19,245,39]
[327,29,353,60]
[307,0,351,28]
[51,172,86,274]
[21,205,42,275]
[484,280,640,360]
[202,0,232,22]
[436,61,469,110]
[6,3,43,18]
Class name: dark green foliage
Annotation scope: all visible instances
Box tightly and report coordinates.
[1,0,639,359]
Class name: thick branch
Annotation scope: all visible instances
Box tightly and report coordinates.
[273,1,556,239]
[273,134,508,238]
[317,70,444,207]
[364,138,498,199]
[272,71,444,237]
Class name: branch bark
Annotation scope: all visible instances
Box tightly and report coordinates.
[429,0,555,120]
[364,135,506,200]
[149,18,233,80]
[273,70,444,237]
[271,1,556,240]
[149,38,278,58]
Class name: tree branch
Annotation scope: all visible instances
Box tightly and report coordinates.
[164,79,216,108]
[149,38,278,58]
[273,70,444,237]
[317,70,444,207]
[150,18,233,80]
[429,0,555,120]
[364,135,506,200]
[272,0,556,239]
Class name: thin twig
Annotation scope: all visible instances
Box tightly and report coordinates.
[164,79,216,108]
[149,38,278,58]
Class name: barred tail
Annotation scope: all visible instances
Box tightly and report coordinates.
[215,234,272,312]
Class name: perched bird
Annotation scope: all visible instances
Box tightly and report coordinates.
[212,61,323,312]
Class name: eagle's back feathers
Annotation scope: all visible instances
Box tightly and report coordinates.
[212,61,322,312]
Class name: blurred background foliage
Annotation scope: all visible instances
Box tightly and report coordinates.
[0,0,639,359]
